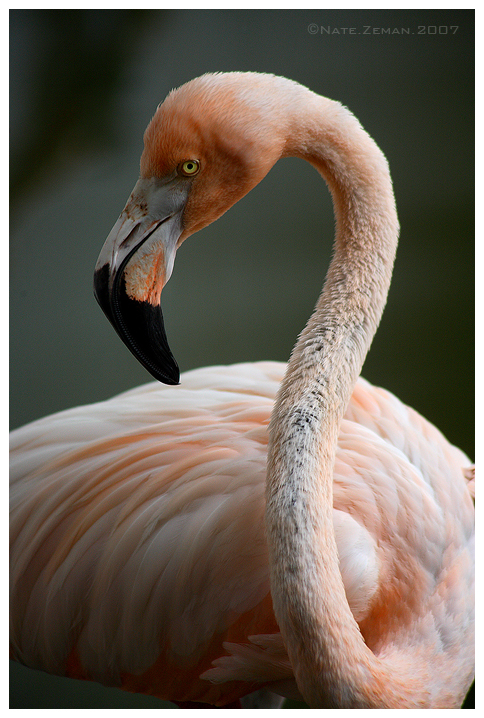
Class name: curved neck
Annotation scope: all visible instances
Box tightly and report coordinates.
[265,95,425,707]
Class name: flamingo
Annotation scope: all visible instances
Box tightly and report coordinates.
[10,72,474,708]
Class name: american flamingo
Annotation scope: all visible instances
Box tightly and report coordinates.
[10,72,474,708]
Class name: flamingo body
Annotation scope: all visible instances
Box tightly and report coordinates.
[10,362,474,705]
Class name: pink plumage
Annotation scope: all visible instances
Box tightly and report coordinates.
[10,73,474,708]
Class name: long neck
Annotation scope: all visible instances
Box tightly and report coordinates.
[265,94,426,707]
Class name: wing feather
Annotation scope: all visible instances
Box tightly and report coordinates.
[10,362,474,696]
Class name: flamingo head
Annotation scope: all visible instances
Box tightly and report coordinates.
[94,72,291,384]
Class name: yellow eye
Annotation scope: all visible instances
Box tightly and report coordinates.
[179,159,200,177]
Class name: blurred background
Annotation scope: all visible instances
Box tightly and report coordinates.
[10,8,474,709]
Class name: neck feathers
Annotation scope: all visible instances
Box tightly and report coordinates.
[266,85,401,707]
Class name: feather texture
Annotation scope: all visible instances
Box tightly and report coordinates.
[10,361,474,703]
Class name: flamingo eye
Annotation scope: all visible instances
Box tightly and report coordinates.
[179,160,200,177]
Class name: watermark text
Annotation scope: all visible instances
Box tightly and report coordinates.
[307,24,459,36]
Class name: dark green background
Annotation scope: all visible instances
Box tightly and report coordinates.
[10,8,474,709]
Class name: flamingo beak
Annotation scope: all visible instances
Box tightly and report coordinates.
[94,177,187,385]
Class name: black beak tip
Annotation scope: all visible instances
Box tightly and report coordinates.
[155,355,180,386]
[93,263,181,386]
